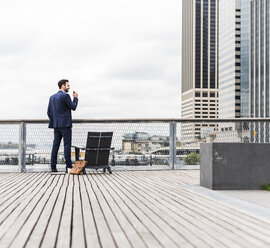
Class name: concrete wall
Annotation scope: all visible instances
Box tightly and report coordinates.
[200,143,270,190]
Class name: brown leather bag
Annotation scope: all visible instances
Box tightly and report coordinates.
[70,161,88,175]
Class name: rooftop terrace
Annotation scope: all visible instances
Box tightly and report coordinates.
[1,170,270,248]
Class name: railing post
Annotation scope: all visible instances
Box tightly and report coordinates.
[18,122,26,172]
[169,122,176,170]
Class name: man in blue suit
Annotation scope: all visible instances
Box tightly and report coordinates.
[47,79,78,173]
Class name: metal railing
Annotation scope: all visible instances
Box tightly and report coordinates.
[0,118,269,172]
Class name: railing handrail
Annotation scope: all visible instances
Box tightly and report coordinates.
[0,118,270,124]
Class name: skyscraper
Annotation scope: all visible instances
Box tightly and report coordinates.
[219,0,241,119]
[219,0,269,120]
[181,0,219,143]
[249,0,270,142]
[218,0,269,142]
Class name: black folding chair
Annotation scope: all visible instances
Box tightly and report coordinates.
[72,132,114,174]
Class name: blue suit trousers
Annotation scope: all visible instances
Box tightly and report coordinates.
[51,127,72,169]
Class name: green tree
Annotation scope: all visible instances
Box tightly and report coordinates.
[184,152,200,165]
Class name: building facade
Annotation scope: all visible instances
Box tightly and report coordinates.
[249,0,270,142]
[219,0,241,119]
[218,0,269,142]
[218,0,243,142]
[181,0,219,143]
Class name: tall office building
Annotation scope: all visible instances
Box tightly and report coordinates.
[219,0,241,119]
[218,0,269,142]
[181,0,219,143]
[249,0,270,142]
[218,0,246,142]
[219,0,269,119]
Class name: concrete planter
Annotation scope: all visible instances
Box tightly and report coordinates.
[200,143,270,190]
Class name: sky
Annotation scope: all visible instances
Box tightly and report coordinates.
[0,0,182,120]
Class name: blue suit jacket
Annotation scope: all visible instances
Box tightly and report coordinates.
[47,91,78,128]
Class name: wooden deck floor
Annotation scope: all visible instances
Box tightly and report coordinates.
[1,170,270,248]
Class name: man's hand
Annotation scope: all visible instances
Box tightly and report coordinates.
[73,91,78,98]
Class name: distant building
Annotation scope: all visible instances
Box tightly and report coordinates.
[122,132,170,154]
[181,0,219,143]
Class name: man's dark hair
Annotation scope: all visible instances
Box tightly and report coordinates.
[58,79,69,89]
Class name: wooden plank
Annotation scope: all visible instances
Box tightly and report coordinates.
[95,173,157,248]
[0,174,52,247]
[126,171,270,247]
[84,173,117,248]
[71,175,86,248]
[118,171,243,248]
[0,173,38,206]
[54,174,72,248]
[0,173,46,223]
[0,173,21,188]
[1,171,270,248]
[41,174,71,248]
[0,173,21,183]
[109,172,217,248]
[89,173,132,248]
[0,173,34,198]
[25,175,68,248]
[93,173,160,248]
[10,175,64,248]
[79,176,100,248]
[0,173,29,193]
[101,172,169,248]
[137,171,270,229]
[0,173,48,226]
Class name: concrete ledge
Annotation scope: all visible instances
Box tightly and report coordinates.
[200,143,270,190]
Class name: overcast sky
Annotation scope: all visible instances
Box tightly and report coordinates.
[0,0,182,119]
